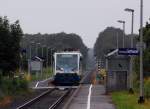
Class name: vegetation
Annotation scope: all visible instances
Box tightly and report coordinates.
[0,16,23,76]
[112,75,150,109]
[144,78,150,99]
[112,91,150,109]
[0,16,29,106]
[0,76,28,98]
[134,21,150,77]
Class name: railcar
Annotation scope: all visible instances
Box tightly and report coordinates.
[53,51,82,86]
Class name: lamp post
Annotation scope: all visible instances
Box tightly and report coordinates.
[125,8,134,47]
[117,20,126,48]
[138,0,145,103]
[125,8,134,93]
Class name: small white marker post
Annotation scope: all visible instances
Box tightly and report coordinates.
[35,82,39,88]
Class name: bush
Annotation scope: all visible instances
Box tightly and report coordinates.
[133,80,140,92]
[144,78,150,99]
[1,78,14,95]
[18,78,28,90]
[0,77,28,96]
[133,78,150,100]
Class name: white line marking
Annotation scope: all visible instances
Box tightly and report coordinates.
[87,84,92,109]
[35,82,39,88]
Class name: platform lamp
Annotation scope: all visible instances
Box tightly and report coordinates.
[125,8,135,94]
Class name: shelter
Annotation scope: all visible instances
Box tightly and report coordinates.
[105,49,130,92]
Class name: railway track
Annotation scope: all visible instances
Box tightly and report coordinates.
[17,89,71,109]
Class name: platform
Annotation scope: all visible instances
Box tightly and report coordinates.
[67,85,116,109]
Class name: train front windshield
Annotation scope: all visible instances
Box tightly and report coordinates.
[56,54,78,73]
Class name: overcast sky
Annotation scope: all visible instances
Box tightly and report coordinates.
[0,0,150,48]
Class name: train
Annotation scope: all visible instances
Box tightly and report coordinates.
[52,51,82,86]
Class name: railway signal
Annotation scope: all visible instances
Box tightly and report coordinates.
[97,59,104,72]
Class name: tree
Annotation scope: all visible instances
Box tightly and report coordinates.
[134,21,150,77]
[143,21,150,76]
[0,16,23,76]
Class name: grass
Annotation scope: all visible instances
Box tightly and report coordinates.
[112,91,150,109]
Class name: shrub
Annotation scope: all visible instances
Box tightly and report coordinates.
[18,78,28,91]
[133,80,140,92]
[1,78,14,95]
[0,77,28,96]
[144,78,150,99]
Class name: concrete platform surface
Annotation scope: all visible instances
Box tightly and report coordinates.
[67,85,116,109]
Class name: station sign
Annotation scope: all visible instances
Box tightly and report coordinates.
[118,48,139,55]
[30,61,41,71]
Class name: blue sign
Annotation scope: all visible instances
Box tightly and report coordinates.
[118,48,139,55]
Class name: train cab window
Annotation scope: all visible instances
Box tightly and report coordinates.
[56,54,78,73]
